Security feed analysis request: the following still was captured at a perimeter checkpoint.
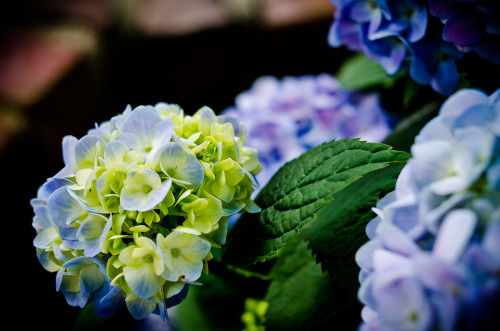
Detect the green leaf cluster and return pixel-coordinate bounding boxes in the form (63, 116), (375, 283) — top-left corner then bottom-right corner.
(222, 138), (409, 265)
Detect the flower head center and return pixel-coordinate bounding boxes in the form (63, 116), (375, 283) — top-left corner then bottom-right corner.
(145, 145), (152, 152)
(143, 185), (153, 194)
(408, 311), (418, 323)
(143, 254), (153, 263)
(166, 168), (176, 177)
(171, 247), (181, 258)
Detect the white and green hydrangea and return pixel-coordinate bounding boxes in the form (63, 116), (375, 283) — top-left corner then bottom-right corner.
(31, 103), (262, 320)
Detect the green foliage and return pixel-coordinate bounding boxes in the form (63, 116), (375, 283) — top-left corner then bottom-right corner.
(222, 139), (410, 265)
(263, 236), (362, 330)
(336, 53), (402, 90)
(303, 161), (406, 294)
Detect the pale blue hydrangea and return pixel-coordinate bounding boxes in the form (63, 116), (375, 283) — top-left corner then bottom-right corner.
(31, 103), (262, 320)
(356, 87), (500, 330)
(222, 74), (391, 190)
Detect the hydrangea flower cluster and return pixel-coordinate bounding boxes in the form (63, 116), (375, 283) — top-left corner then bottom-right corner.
(356, 87), (500, 330)
(31, 104), (262, 320)
(223, 74), (391, 189)
(430, 0), (500, 65)
(328, 0), (464, 95)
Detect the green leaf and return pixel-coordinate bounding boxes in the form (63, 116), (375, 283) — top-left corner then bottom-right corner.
(263, 236), (361, 330)
(303, 161), (406, 295)
(336, 53), (402, 90)
(222, 139), (410, 265)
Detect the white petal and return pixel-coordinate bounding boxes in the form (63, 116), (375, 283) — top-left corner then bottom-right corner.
(124, 264), (165, 299)
(151, 118), (174, 148)
(432, 209), (476, 262)
(75, 135), (102, 166)
(175, 155), (204, 187)
(138, 179), (172, 212)
(122, 106), (161, 145)
(181, 236), (211, 262)
(120, 189), (148, 211)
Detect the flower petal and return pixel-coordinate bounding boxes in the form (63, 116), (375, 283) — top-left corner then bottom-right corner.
(120, 190), (148, 211)
(122, 106), (161, 145)
(174, 155), (204, 187)
(181, 236), (211, 263)
(124, 263), (165, 299)
(432, 209), (476, 262)
(138, 179), (172, 212)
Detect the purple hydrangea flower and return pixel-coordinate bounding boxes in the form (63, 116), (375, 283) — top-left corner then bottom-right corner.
(408, 32), (464, 96)
(222, 74), (391, 190)
(329, 0), (428, 75)
(429, 0), (500, 65)
(356, 87), (500, 330)
(328, 0), (469, 95)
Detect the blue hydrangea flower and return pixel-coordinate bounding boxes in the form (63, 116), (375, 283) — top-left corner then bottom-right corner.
(223, 74), (391, 190)
(329, 0), (428, 75)
(328, 0), (467, 95)
(356, 87), (500, 330)
(429, 0), (500, 65)
(31, 103), (262, 320)
(408, 32), (464, 96)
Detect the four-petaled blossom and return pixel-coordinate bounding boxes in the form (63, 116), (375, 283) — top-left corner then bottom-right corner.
(120, 170), (172, 212)
(119, 236), (166, 299)
(157, 230), (211, 282)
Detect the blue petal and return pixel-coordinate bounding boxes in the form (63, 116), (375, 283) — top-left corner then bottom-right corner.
(151, 118), (175, 149)
(96, 285), (125, 317)
(175, 155), (204, 188)
(120, 190), (149, 211)
(439, 88), (489, 118)
(432, 209), (477, 262)
(138, 179), (172, 212)
(126, 294), (157, 320)
(33, 205), (53, 229)
(63, 256), (94, 271)
(122, 106), (161, 145)
(48, 187), (86, 228)
(75, 135), (103, 166)
(62, 135), (77, 169)
(430, 59), (459, 96)
(80, 264), (105, 296)
(34, 178), (74, 202)
(164, 284), (189, 309)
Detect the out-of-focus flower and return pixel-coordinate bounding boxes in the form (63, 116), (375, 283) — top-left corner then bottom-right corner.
(223, 74), (391, 190)
(356, 87), (500, 330)
(429, 0), (500, 65)
(327, 0), (470, 95)
(31, 103), (262, 320)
